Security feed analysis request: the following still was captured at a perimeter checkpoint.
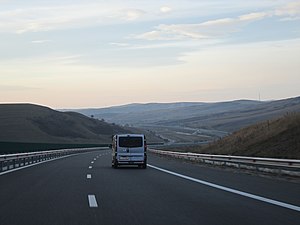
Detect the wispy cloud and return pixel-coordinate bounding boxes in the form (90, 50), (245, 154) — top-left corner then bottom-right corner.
(121, 39), (220, 50)
(135, 12), (270, 41)
(1, 1), (298, 35)
(0, 4), (146, 33)
(31, 40), (52, 44)
(274, 2), (300, 16)
(110, 42), (130, 47)
(135, 2), (300, 41)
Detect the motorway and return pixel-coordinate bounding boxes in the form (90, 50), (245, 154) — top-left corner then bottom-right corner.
(0, 149), (300, 225)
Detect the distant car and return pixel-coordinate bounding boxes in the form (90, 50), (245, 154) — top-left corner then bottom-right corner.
(111, 134), (147, 169)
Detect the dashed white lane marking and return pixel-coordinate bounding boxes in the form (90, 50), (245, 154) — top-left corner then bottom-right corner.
(91, 161), (94, 164)
(94, 158), (96, 160)
(88, 195), (98, 207)
(89, 166), (92, 169)
(87, 174), (92, 179)
(148, 164), (300, 212)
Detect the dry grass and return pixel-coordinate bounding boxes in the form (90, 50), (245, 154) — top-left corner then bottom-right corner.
(180, 112), (300, 159)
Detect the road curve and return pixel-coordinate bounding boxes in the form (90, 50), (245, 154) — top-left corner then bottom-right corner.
(0, 150), (299, 225)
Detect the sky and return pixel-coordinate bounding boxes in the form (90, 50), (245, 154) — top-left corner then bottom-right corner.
(0, 0), (300, 108)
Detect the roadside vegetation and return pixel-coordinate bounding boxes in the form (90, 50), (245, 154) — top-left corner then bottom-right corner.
(169, 112), (300, 159)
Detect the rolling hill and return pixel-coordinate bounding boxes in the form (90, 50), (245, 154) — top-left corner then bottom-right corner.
(176, 112), (300, 159)
(66, 96), (300, 144)
(0, 104), (162, 147)
(0, 104), (129, 144)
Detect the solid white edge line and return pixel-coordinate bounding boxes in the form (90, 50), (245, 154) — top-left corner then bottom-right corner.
(87, 174), (92, 179)
(148, 164), (300, 212)
(0, 154), (76, 176)
(0, 151), (98, 176)
(88, 195), (98, 207)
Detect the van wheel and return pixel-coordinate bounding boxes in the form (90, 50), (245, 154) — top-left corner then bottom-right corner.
(142, 161), (147, 169)
(113, 160), (118, 169)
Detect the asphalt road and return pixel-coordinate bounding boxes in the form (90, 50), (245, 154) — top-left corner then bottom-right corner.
(0, 150), (299, 225)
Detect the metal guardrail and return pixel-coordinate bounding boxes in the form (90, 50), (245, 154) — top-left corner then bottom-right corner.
(0, 147), (104, 173)
(149, 149), (300, 177)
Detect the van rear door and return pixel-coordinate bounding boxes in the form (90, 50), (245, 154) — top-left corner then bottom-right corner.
(118, 135), (144, 162)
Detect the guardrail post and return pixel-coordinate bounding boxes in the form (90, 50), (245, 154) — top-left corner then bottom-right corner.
(149, 149), (300, 177)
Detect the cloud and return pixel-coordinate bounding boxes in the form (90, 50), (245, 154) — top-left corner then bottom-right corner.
(274, 2), (300, 20)
(238, 12), (270, 21)
(135, 11), (273, 41)
(135, 2), (300, 41)
(110, 42), (130, 47)
(275, 2), (300, 16)
(125, 9), (145, 21)
(0, 4), (146, 33)
(136, 30), (184, 41)
(160, 6), (172, 14)
(31, 40), (52, 44)
(141, 18), (256, 40)
(279, 16), (300, 21)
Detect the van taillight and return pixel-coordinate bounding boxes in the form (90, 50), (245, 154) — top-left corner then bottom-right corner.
(144, 142), (147, 151)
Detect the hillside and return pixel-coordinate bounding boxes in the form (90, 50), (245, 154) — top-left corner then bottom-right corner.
(177, 112), (300, 159)
(0, 104), (163, 147)
(162, 97), (300, 132)
(66, 96), (300, 144)
(70, 100), (261, 127)
(0, 104), (131, 145)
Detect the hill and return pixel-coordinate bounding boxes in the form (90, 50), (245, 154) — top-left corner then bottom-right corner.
(70, 100), (261, 127)
(65, 96), (300, 144)
(176, 112), (300, 159)
(0, 104), (162, 149)
(0, 104), (130, 145)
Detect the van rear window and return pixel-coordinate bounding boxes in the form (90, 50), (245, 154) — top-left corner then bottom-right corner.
(119, 137), (143, 148)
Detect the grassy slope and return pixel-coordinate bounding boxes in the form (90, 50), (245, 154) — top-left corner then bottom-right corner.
(0, 103), (129, 144)
(176, 112), (300, 159)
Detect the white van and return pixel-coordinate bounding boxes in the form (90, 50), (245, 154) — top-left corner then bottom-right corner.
(111, 134), (147, 169)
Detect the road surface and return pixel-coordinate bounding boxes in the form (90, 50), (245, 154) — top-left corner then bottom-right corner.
(0, 150), (299, 225)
